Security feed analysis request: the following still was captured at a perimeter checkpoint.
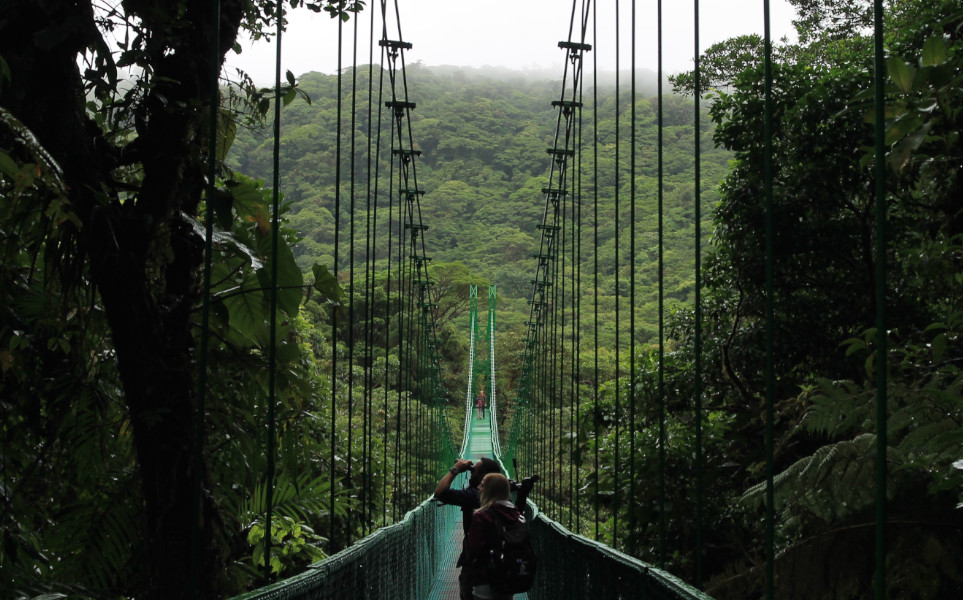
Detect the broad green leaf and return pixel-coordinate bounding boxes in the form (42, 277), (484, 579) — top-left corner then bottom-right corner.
(0, 150), (18, 177)
(890, 120), (931, 171)
(886, 57), (915, 93)
(282, 87), (297, 107)
(842, 336), (866, 357)
(14, 162), (37, 191)
(0, 55), (10, 85)
(885, 113), (922, 145)
(312, 264), (343, 304)
(209, 188), (235, 231)
(185, 213), (263, 270)
(921, 35), (947, 67)
(931, 332), (947, 362)
(215, 108), (237, 162)
(223, 279), (270, 347)
(276, 340), (301, 363)
(209, 295), (231, 332)
(256, 232), (304, 317)
(227, 177), (270, 232)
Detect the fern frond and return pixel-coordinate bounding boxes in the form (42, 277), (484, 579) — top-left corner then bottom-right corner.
(743, 434), (894, 523)
(801, 378), (868, 437)
(899, 418), (959, 456)
(240, 471), (350, 528)
(886, 402), (919, 439)
(47, 465), (143, 592)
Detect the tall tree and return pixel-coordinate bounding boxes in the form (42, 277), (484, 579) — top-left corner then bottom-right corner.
(0, 2), (357, 598)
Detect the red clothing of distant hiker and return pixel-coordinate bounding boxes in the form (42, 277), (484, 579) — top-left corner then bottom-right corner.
(475, 389), (487, 419)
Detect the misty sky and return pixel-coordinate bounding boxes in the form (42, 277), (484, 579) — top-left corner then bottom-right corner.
(226, 0), (799, 85)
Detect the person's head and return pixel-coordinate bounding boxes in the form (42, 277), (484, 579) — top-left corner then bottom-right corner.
(469, 456), (502, 488)
(479, 389), (485, 396)
(478, 473), (511, 511)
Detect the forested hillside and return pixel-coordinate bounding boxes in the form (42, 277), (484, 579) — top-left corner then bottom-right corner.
(228, 64), (729, 392)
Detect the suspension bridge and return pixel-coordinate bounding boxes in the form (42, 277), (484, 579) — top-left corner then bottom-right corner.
(203, 0), (893, 596)
(232, 284), (709, 599)
(222, 0), (898, 597)
(2, 0), (928, 597)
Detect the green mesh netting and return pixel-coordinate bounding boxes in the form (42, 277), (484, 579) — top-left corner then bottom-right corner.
(231, 497), (459, 600)
(527, 511), (713, 600)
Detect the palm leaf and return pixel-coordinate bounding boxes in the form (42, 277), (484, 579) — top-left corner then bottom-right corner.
(239, 471), (352, 529)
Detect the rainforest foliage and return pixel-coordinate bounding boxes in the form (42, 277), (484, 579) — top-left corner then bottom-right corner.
(227, 63), (727, 393)
(1, 0), (962, 599)
(568, 2), (963, 598)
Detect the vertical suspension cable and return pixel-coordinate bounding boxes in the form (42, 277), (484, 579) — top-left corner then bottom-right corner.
(560, 130), (567, 522)
(563, 54), (574, 513)
(345, 8), (359, 546)
(330, 9), (343, 543)
(555, 153), (563, 517)
(656, 0), (667, 569)
(390, 53), (403, 523)
(693, 0), (704, 587)
(262, 1), (284, 582)
(468, 285), (477, 457)
(394, 201), (406, 519)
(592, 0), (601, 542)
(613, 0), (622, 547)
(190, 0), (219, 595)
(763, 1), (775, 598)
(564, 131), (572, 523)
(872, 1), (888, 597)
(379, 1), (392, 525)
(543, 307), (548, 489)
(489, 285), (498, 456)
(572, 1), (588, 535)
(402, 105), (414, 514)
(362, 1), (379, 537)
(628, 0), (638, 558)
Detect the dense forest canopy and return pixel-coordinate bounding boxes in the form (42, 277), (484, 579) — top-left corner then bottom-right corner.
(1, 0), (962, 599)
(228, 64), (725, 359)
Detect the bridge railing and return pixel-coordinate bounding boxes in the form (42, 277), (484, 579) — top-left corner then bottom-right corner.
(231, 492), (463, 600)
(229, 493), (711, 600)
(494, 454), (710, 599)
(526, 503), (713, 600)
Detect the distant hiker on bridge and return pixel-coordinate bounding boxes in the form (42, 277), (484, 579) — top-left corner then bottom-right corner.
(475, 389), (487, 420)
(435, 457), (503, 600)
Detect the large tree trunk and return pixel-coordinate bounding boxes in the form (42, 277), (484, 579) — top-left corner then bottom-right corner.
(1, 1), (242, 597)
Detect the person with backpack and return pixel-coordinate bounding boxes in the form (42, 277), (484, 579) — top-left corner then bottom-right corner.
(466, 473), (538, 599)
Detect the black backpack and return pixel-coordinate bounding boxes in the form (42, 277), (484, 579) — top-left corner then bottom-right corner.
(484, 509), (538, 594)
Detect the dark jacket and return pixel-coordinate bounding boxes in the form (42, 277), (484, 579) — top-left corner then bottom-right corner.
(435, 485), (480, 566)
(466, 501), (523, 583)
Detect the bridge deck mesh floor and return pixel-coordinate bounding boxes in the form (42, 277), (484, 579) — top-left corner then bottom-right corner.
(426, 523), (464, 600)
